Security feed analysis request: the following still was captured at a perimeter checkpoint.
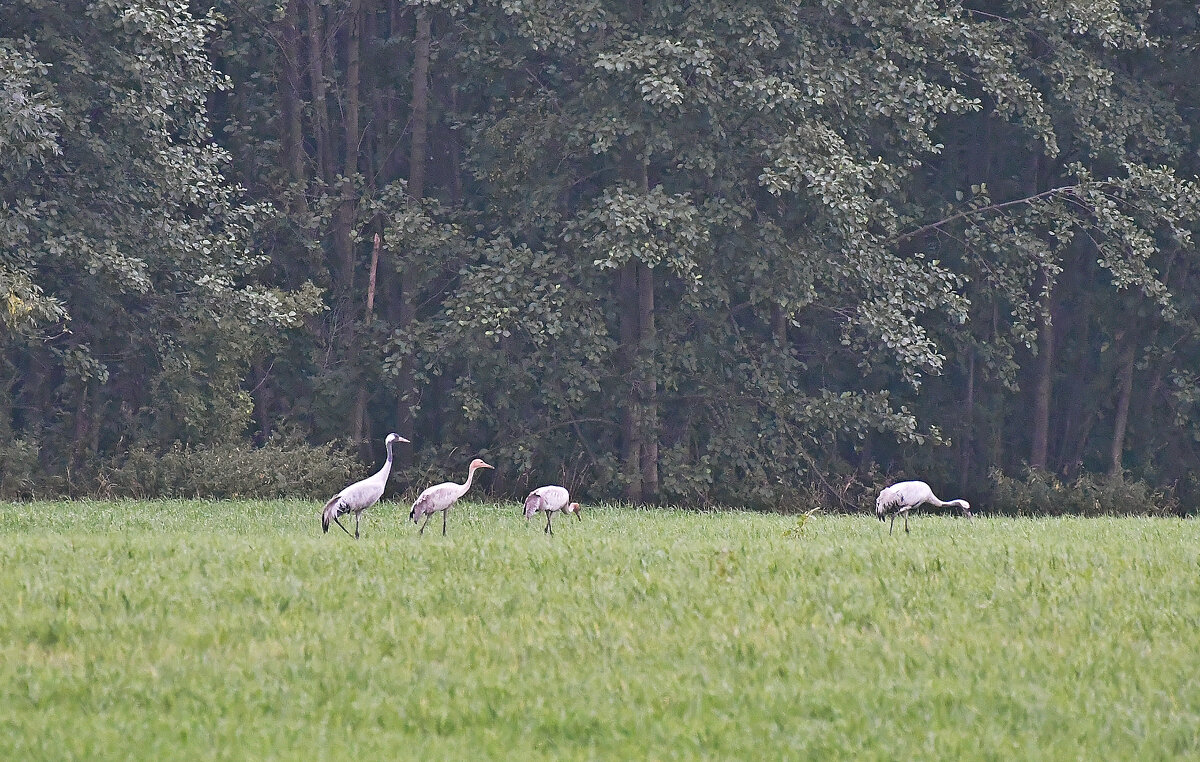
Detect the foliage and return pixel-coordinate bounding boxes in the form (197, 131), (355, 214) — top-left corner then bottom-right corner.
(0, 0), (322, 463)
(1, 503), (1198, 758)
(93, 437), (358, 500)
(3, 0), (1200, 508)
(988, 467), (1183, 517)
(0, 438), (39, 499)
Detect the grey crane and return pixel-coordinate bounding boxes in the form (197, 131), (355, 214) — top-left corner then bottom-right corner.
(523, 485), (581, 535)
(875, 479), (972, 535)
(410, 457), (494, 535)
(321, 432), (409, 539)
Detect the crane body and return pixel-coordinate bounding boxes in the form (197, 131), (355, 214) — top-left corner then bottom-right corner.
(410, 458), (494, 536)
(322, 433), (409, 539)
(523, 485), (581, 535)
(876, 480), (971, 535)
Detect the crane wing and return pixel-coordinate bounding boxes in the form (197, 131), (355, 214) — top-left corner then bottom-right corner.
(339, 478), (386, 512)
(523, 492), (543, 518)
(410, 486), (443, 518)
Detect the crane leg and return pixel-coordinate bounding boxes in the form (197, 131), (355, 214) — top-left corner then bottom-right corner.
(889, 513), (896, 536)
(333, 516), (354, 538)
(419, 513), (432, 535)
(442, 509), (448, 536)
(354, 513), (361, 540)
(904, 512), (910, 534)
(545, 513), (553, 535)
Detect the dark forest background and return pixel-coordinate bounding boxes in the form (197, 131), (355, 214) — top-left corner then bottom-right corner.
(4, 0), (1200, 512)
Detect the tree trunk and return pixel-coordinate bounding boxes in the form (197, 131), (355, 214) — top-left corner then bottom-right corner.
(303, 0), (333, 186)
(331, 0), (361, 300)
(353, 232), (381, 445)
(1109, 336), (1136, 478)
(448, 86), (463, 204)
(1027, 151), (1052, 471)
(771, 304), (787, 344)
(409, 8), (431, 200)
(278, 0), (307, 204)
(959, 349), (974, 493)
(620, 260), (643, 503)
(1030, 298), (1053, 471)
(389, 6), (431, 462)
(634, 158), (658, 501)
(637, 258), (658, 501)
(70, 383), (90, 473)
(0, 372), (13, 442)
(251, 360), (274, 446)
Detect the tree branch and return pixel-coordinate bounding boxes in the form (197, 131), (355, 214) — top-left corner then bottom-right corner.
(889, 185), (1081, 246)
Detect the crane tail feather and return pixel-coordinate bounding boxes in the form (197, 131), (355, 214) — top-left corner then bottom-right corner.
(321, 496), (342, 534)
(523, 494), (542, 518)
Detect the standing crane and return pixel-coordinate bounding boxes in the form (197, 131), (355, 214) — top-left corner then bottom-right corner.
(410, 458), (494, 535)
(523, 485), (582, 535)
(322, 432), (409, 539)
(876, 480), (971, 535)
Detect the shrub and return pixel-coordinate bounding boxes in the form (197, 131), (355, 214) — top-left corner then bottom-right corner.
(95, 436), (358, 499)
(0, 438), (40, 499)
(987, 468), (1181, 517)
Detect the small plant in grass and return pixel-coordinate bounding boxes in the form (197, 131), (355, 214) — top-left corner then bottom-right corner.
(783, 507), (822, 538)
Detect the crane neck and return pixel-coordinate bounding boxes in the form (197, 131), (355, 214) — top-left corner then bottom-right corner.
(375, 440), (395, 481)
(460, 463), (483, 492)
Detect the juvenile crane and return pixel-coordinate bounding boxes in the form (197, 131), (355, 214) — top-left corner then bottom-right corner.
(410, 458), (494, 536)
(876, 480), (971, 535)
(523, 485), (582, 535)
(322, 432), (409, 539)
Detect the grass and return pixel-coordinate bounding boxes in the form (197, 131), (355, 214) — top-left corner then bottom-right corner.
(1, 500), (1198, 760)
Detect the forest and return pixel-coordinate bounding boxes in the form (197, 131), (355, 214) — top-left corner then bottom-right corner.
(3, 0), (1200, 511)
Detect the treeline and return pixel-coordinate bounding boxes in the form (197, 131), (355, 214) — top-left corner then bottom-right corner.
(3, 0), (1200, 511)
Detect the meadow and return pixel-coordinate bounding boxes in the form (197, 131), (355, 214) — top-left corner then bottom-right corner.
(1, 500), (1197, 760)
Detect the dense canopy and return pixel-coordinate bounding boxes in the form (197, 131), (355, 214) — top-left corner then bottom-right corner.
(3, 0), (1200, 510)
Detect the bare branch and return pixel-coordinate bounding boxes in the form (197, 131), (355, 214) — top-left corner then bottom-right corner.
(889, 185), (1082, 246)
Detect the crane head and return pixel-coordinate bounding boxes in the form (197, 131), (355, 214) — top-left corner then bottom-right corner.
(469, 458), (494, 471)
(567, 502), (582, 521)
(386, 433), (410, 445)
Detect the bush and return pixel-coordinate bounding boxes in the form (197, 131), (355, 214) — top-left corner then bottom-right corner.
(95, 436), (358, 499)
(0, 438), (40, 499)
(987, 468), (1181, 517)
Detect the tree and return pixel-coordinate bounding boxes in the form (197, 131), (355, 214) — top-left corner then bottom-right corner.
(1, 0), (319, 480)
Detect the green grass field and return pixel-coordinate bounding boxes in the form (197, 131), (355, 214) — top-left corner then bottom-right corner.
(1, 500), (1198, 760)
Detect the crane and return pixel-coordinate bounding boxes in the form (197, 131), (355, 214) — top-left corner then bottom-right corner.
(410, 458), (494, 536)
(523, 485), (581, 535)
(876, 480), (971, 535)
(321, 432), (409, 539)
